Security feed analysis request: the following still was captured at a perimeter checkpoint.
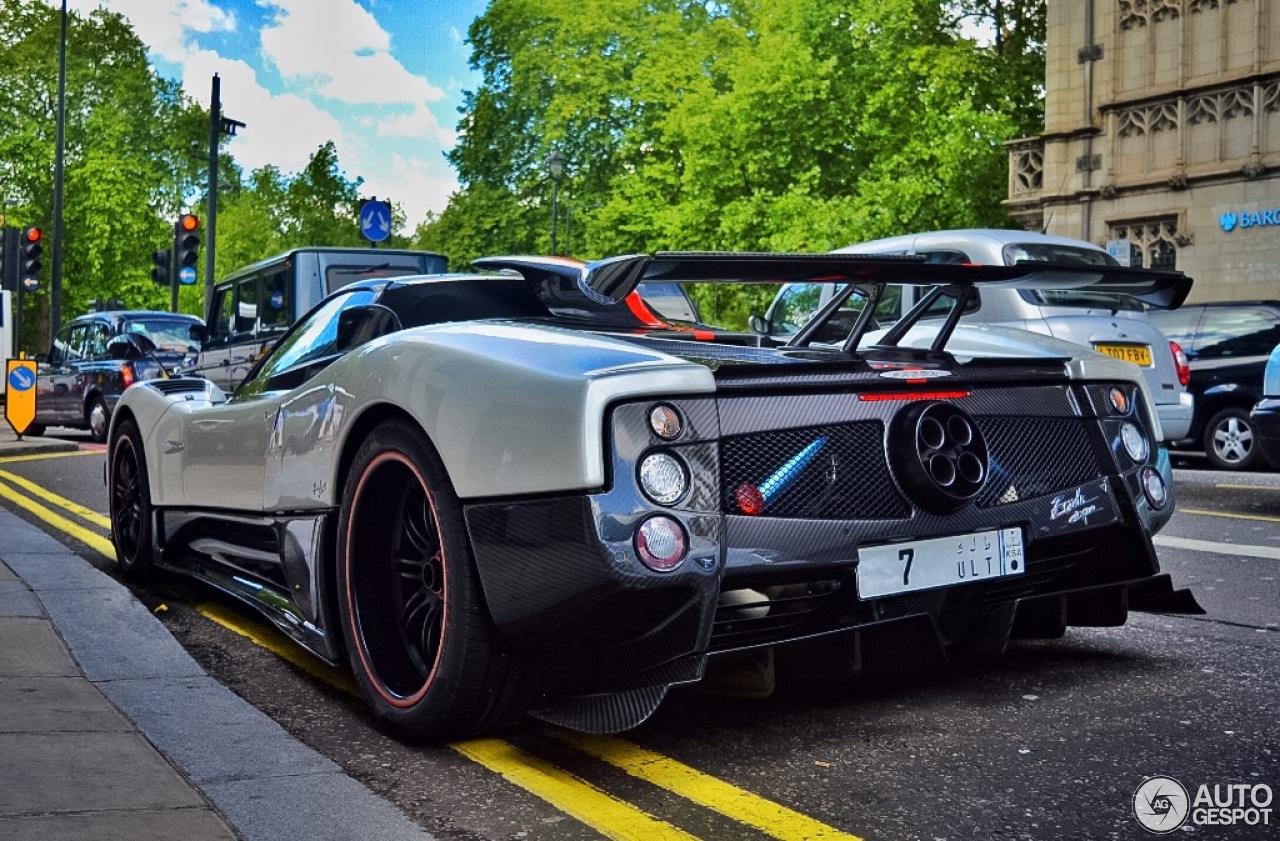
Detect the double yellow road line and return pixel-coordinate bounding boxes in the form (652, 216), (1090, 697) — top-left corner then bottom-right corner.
(0, 451), (864, 841)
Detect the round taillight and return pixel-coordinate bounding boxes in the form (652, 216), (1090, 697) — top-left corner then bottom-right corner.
(1121, 421), (1149, 462)
(649, 403), (682, 439)
(638, 452), (688, 505)
(1108, 387), (1130, 414)
(635, 516), (687, 572)
(1141, 466), (1168, 510)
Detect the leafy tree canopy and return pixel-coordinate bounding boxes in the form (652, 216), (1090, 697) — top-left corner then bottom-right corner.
(416, 0), (1045, 284)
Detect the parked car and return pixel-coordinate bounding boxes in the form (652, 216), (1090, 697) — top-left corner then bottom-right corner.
(1147, 301), (1280, 469)
(185, 247), (447, 392)
(27, 310), (203, 442)
(755, 230), (1194, 442)
(1250, 343), (1280, 470)
(107, 252), (1199, 741)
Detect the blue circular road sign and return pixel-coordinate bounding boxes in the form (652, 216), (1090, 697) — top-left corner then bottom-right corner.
(359, 200), (392, 243)
(8, 367), (35, 392)
(178, 266), (197, 285)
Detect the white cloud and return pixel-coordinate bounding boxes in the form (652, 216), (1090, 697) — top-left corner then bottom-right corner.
(181, 49), (347, 176)
(258, 0), (444, 105)
(359, 153), (458, 226)
(68, 0), (236, 63)
(376, 105), (455, 146)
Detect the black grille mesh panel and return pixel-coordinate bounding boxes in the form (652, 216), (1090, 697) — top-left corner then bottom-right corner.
(974, 416), (1099, 507)
(720, 423), (910, 519)
(720, 414), (1102, 519)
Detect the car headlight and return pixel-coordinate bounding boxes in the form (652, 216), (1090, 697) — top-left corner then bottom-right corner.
(1121, 421), (1149, 462)
(638, 451), (688, 505)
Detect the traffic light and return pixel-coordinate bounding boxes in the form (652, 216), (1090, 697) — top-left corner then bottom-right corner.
(151, 248), (172, 287)
(19, 226), (42, 291)
(174, 214), (199, 285)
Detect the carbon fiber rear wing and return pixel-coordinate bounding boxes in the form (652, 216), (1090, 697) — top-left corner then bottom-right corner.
(476, 252), (1192, 310)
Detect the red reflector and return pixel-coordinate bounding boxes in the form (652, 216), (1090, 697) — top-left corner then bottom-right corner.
(858, 390), (971, 402)
(693, 330), (715, 341)
(735, 484), (765, 516)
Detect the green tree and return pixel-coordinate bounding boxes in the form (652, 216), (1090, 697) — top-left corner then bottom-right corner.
(421, 0), (1046, 287)
(0, 0), (209, 350)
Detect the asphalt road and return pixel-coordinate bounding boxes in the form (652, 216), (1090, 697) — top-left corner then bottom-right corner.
(2, 433), (1277, 840)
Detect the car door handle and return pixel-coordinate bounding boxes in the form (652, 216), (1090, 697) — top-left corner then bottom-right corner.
(221, 359), (230, 366)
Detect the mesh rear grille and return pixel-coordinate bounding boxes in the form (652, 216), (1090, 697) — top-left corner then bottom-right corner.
(720, 422), (910, 519)
(147, 378), (208, 395)
(974, 416), (1098, 507)
(720, 415), (1101, 518)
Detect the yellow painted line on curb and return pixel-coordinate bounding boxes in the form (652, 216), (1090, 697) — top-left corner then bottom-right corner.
(195, 601), (360, 696)
(559, 732), (864, 841)
(0, 468), (112, 529)
(0, 449), (102, 465)
(0, 477), (117, 558)
(454, 738), (700, 841)
(1179, 507), (1280, 524)
(1213, 483), (1280, 492)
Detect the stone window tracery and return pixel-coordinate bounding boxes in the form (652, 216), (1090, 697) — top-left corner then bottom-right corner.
(1119, 0), (1184, 30)
(1109, 218), (1182, 269)
(1117, 102), (1181, 136)
(1009, 143), (1043, 195)
(1188, 89), (1255, 124)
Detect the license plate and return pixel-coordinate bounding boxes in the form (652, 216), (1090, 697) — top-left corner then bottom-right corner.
(1094, 343), (1152, 366)
(856, 527), (1025, 599)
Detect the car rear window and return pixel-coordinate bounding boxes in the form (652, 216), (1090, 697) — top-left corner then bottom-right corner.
(124, 319), (200, 352)
(1001, 242), (1142, 312)
(327, 264), (426, 290)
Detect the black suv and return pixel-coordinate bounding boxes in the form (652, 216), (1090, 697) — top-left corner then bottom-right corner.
(29, 311), (204, 442)
(1148, 301), (1280, 469)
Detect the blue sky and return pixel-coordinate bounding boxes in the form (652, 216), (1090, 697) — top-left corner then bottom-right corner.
(67, 0), (491, 229)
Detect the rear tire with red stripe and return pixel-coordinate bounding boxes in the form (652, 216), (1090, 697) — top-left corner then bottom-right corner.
(336, 418), (531, 741)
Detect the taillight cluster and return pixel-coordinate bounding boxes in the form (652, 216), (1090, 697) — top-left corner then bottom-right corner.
(1170, 341), (1191, 387)
(121, 363), (135, 389)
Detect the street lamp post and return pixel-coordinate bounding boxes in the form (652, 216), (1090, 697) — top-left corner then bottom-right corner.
(544, 150), (566, 255)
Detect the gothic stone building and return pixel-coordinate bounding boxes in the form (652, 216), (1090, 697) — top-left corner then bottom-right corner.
(1005, 0), (1280, 302)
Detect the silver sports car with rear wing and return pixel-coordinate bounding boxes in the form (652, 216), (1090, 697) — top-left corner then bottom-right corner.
(106, 252), (1202, 740)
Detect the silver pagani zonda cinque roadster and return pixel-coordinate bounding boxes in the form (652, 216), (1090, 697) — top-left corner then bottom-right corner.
(106, 252), (1203, 740)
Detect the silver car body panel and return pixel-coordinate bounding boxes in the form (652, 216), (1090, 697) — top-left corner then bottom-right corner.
(114, 321), (716, 509)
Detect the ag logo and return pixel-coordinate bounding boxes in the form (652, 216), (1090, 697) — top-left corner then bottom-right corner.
(1220, 212), (1238, 232)
(1133, 775), (1190, 833)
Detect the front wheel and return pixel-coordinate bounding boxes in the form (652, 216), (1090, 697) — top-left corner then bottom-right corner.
(336, 419), (529, 741)
(1204, 407), (1263, 470)
(109, 419), (154, 577)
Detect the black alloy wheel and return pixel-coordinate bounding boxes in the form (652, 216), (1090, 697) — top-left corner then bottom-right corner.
(109, 419), (154, 576)
(1204, 406), (1263, 471)
(337, 419), (531, 741)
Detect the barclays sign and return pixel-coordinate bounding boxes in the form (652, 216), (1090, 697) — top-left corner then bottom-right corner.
(1220, 209), (1280, 232)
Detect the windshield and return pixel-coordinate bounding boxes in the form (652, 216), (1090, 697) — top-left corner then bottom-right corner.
(124, 319), (199, 352)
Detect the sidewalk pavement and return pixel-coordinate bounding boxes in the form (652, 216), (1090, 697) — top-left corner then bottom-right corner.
(0, 423), (80, 457)
(0, 506), (435, 841)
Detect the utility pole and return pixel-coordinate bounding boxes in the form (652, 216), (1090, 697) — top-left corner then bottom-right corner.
(205, 74), (219, 319)
(205, 74), (245, 319)
(51, 0), (68, 334)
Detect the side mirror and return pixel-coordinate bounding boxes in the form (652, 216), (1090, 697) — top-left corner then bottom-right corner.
(748, 314), (769, 336)
(336, 304), (402, 352)
(188, 324), (207, 344)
